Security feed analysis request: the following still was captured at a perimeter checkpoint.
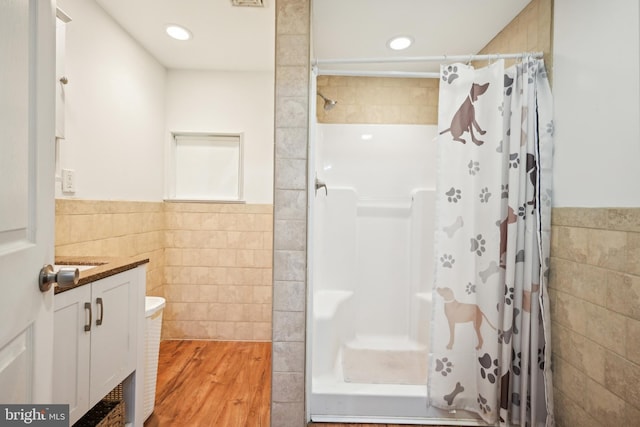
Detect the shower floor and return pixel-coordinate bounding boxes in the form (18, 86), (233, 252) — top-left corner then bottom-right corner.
(342, 335), (428, 385)
(311, 336), (484, 425)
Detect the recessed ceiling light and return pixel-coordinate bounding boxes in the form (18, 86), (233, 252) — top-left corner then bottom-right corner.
(387, 36), (413, 51)
(165, 24), (192, 41)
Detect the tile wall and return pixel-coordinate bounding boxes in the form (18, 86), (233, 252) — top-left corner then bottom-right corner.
(163, 202), (273, 340)
(476, 0), (553, 79)
(55, 199), (164, 296)
(54, 199), (273, 341)
(271, 0), (310, 425)
(316, 76), (439, 125)
(550, 208), (640, 426)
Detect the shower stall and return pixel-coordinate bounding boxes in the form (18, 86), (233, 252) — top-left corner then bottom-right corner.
(307, 116), (483, 424)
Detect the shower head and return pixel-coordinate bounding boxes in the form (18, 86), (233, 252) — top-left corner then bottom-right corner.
(317, 92), (337, 111)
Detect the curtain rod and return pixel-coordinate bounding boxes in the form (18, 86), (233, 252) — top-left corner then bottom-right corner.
(316, 68), (440, 79)
(314, 51), (543, 66)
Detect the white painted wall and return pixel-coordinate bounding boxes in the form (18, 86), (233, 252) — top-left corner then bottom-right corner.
(164, 70), (275, 204)
(56, 0), (167, 201)
(553, 0), (640, 207)
(55, 1), (275, 204)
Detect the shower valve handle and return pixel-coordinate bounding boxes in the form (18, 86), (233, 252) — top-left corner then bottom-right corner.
(315, 177), (328, 196)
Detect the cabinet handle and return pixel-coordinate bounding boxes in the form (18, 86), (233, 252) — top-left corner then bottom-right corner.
(84, 302), (92, 332)
(96, 297), (104, 326)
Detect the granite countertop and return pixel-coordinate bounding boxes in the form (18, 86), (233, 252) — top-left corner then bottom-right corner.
(54, 255), (149, 294)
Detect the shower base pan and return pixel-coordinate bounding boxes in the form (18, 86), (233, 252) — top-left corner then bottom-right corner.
(311, 376), (485, 425)
(341, 336), (428, 385)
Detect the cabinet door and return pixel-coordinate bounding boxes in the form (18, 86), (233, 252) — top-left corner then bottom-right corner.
(53, 285), (91, 425)
(89, 269), (137, 406)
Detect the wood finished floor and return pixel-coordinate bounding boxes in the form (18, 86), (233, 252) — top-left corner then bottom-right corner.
(145, 340), (469, 427)
(144, 340), (271, 427)
(309, 425), (468, 427)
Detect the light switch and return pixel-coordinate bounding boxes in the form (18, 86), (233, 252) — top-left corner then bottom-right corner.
(62, 169), (76, 193)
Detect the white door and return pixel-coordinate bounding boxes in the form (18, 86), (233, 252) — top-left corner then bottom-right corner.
(0, 0), (56, 404)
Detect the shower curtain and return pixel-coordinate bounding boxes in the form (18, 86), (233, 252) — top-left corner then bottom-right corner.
(429, 58), (554, 426)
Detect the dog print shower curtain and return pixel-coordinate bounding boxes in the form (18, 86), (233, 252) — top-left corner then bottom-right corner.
(429, 58), (554, 427)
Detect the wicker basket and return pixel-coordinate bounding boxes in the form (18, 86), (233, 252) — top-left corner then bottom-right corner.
(74, 384), (124, 427)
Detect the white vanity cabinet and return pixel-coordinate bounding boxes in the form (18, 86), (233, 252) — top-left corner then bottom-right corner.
(52, 284), (90, 423)
(53, 265), (145, 426)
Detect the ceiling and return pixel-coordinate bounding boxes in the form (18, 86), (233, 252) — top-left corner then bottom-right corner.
(312, 0), (532, 73)
(95, 0), (275, 71)
(94, 0), (531, 73)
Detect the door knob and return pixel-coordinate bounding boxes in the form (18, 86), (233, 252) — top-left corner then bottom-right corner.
(39, 264), (79, 292)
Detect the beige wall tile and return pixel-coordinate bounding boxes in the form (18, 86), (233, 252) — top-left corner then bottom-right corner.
(554, 389), (600, 427)
(198, 284), (219, 302)
(273, 250), (306, 281)
(584, 302), (626, 356)
(234, 322), (254, 340)
(607, 272), (640, 320)
(628, 232), (640, 276)
(275, 158), (307, 190)
(551, 257), (608, 305)
(253, 286), (272, 304)
(554, 357), (586, 403)
(608, 209), (640, 232)
(227, 231), (264, 249)
(272, 311), (305, 342)
(275, 127), (307, 160)
(553, 290), (587, 335)
(627, 318), (640, 365)
(550, 321), (572, 360)
(253, 322), (272, 341)
(253, 250), (273, 268)
(625, 401), (640, 427)
(605, 350), (640, 404)
(276, 97), (308, 128)
(553, 226), (590, 263)
(550, 208), (640, 426)
(216, 322), (236, 340)
(552, 207), (607, 228)
(56, 199), (274, 342)
(273, 281), (305, 312)
(603, 351), (629, 398)
(275, 35), (308, 67)
(317, 76), (439, 125)
(274, 189), (306, 220)
(587, 229), (627, 272)
(203, 303), (225, 321)
(574, 264), (608, 305)
(548, 257), (574, 290)
(580, 338), (607, 385)
(274, 220), (306, 251)
(271, 372), (304, 402)
(277, 66), (308, 98)
(273, 341), (305, 372)
(271, 402), (304, 427)
(585, 378), (627, 426)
